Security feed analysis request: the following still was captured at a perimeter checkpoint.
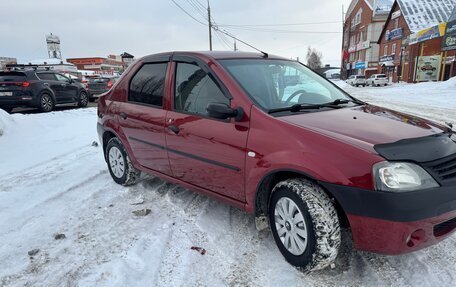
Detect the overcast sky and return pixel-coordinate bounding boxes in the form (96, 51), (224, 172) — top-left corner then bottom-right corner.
(1, 0), (352, 67)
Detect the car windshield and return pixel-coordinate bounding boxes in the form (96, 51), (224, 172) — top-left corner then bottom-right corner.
(220, 59), (353, 111)
(377, 75), (386, 78)
(357, 76), (365, 79)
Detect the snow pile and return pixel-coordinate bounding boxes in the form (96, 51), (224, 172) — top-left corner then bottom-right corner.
(0, 109), (15, 137)
(335, 77), (456, 125)
(0, 108), (97, 178)
(438, 76), (456, 89)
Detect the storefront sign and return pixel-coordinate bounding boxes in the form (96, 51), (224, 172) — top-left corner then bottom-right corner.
(416, 55), (441, 82)
(379, 55), (395, 63)
(391, 10), (401, 20)
(388, 28), (403, 41)
(410, 23), (447, 45)
(356, 40), (370, 51)
(348, 46), (357, 53)
(442, 20), (456, 51)
(355, 62), (366, 69)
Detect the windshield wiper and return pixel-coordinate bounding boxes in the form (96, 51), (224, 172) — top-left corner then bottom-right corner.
(268, 99), (355, 114)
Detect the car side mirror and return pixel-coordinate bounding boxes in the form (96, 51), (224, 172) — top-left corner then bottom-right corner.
(206, 103), (244, 121)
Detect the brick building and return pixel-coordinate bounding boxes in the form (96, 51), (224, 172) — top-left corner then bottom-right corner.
(342, 0), (393, 79)
(66, 55), (126, 75)
(377, 0), (456, 83)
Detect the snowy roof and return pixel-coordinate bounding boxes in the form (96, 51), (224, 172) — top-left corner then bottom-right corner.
(28, 58), (74, 66)
(375, 0), (394, 14)
(449, 5), (456, 21)
(397, 0), (456, 33)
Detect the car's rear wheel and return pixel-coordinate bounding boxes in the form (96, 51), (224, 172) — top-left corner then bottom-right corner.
(78, 92), (89, 107)
(39, 93), (54, 112)
(269, 178), (340, 271)
(106, 137), (140, 186)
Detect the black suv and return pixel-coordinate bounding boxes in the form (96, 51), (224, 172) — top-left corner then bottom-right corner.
(0, 69), (89, 113)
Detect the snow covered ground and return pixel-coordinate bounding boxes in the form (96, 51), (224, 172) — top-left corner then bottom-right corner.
(0, 79), (455, 287)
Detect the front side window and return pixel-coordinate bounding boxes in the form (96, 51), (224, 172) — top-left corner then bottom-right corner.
(129, 63), (167, 107)
(37, 73), (57, 81)
(220, 59), (353, 111)
(174, 62), (228, 116)
(55, 74), (69, 82)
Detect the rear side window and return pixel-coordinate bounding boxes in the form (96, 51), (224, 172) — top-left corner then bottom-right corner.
(174, 62), (228, 116)
(37, 73), (57, 81)
(129, 63), (167, 107)
(0, 72), (26, 82)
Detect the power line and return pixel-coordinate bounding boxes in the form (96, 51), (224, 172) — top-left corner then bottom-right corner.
(170, 0), (207, 26)
(217, 20), (342, 27)
(186, 0), (207, 20)
(218, 26), (341, 34)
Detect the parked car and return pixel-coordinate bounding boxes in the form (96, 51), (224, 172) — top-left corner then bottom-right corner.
(87, 75), (119, 102)
(97, 51), (456, 271)
(367, 74), (389, 86)
(0, 69), (88, 113)
(346, 75), (366, 87)
(421, 62), (437, 72)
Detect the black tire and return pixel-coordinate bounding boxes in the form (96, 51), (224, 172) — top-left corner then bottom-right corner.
(106, 137), (140, 186)
(39, 93), (54, 112)
(269, 178), (340, 271)
(78, 91), (89, 107)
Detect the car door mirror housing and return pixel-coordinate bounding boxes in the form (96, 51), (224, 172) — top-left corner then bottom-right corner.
(206, 103), (244, 121)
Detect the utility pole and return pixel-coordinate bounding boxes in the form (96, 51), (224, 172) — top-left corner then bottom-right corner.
(234, 40), (237, 51)
(207, 0), (212, 51)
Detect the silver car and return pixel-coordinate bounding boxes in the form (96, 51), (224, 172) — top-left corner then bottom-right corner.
(346, 75), (366, 87)
(367, 74), (389, 87)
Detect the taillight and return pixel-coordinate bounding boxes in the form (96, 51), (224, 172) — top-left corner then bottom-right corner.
(106, 81), (113, 89)
(22, 82), (30, 87)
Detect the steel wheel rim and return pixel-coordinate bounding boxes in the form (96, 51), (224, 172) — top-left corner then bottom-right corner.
(42, 95), (52, 111)
(274, 197), (308, 256)
(108, 146), (125, 178)
(80, 93), (88, 105)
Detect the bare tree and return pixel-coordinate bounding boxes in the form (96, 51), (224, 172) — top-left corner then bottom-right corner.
(306, 47), (323, 70)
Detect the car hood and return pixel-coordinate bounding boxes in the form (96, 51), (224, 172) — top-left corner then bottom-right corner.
(280, 105), (448, 151)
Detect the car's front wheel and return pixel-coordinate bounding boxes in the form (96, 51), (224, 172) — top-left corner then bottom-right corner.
(269, 178), (341, 271)
(39, 93), (54, 112)
(106, 137), (140, 186)
(78, 91), (89, 107)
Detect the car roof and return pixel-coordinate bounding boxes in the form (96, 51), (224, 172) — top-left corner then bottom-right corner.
(141, 51), (290, 62)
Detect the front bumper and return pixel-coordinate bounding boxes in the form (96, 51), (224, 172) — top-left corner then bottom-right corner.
(322, 182), (456, 254)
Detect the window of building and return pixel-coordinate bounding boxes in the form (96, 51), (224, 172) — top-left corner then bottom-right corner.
(352, 9), (363, 27)
(392, 43), (396, 55)
(394, 18), (399, 29)
(360, 31), (365, 42)
(129, 63), (167, 107)
(384, 45), (388, 56)
(174, 62), (229, 116)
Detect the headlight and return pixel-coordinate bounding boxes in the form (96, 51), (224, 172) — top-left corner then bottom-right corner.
(373, 162), (439, 192)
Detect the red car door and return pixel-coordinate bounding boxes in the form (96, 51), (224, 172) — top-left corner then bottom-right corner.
(117, 60), (172, 176)
(165, 58), (248, 201)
